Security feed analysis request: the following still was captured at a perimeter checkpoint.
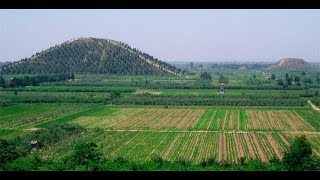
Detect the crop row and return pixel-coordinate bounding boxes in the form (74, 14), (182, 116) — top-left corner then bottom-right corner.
(246, 110), (314, 132)
(72, 107), (319, 132)
(74, 108), (204, 130)
(0, 103), (92, 129)
(91, 132), (299, 164)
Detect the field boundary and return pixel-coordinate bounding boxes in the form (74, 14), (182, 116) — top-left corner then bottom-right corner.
(103, 129), (320, 135)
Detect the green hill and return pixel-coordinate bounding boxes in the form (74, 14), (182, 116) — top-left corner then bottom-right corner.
(0, 37), (182, 76)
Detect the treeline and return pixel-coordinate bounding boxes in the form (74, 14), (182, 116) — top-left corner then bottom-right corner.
(115, 94), (306, 106)
(61, 80), (319, 90)
(0, 90), (307, 106)
(273, 72), (319, 88)
(0, 74), (74, 88)
(0, 91), (111, 104)
(209, 63), (270, 70)
(3, 86), (135, 93)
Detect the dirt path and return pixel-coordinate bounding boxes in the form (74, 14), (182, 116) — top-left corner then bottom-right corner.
(219, 133), (225, 162)
(308, 100), (320, 112)
(266, 133), (283, 160)
(234, 133), (244, 159)
(252, 134), (268, 162)
(243, 133), (256, 159)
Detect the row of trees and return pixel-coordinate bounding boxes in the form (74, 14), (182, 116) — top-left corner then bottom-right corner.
(115, 94), (306, 106)
(188, 62), (269, 70)
(273, 72), (316, 88)
(2, 89), (310, 106)
(0, 74), (74, 88)
(62, 79), (317, 90)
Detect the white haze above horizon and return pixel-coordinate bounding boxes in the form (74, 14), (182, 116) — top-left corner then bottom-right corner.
(0, 9), (319, 63)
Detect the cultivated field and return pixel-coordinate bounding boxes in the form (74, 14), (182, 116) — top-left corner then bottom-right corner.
(1, 104), (319, 165)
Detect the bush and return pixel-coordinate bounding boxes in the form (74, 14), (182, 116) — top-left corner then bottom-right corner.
(282, 135), (312, 170)
(65, 142), (104, 170)
(0, 139), (20, 166)
(200, 158), (217, 167)
(4, 154), (43, 171)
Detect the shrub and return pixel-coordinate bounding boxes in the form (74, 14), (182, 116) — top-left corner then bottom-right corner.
(282, 135), (312, 170)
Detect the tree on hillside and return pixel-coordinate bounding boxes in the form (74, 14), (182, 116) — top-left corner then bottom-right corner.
(271, 74), (276, 80)
(200, 72), (212, 81)
(282, 135), (312, 170)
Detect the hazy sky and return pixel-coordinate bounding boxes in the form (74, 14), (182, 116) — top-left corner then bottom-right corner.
(1, 9), (319, 62)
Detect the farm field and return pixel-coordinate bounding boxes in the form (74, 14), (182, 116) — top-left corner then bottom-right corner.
(1, 103), (319, 165)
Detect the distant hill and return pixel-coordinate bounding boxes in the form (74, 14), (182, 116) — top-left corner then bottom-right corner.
(0, 37), (182, 76)
(267, 58), (311, 71)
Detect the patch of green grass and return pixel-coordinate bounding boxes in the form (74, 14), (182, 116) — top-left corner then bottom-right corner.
(0, 129), (17, 137)
(239, 110), (248, 130)
(36, 106), (115, 128)
(193, 109), (215, 130)
(295, 110), (320, 131)
(210, 109), (225, 130)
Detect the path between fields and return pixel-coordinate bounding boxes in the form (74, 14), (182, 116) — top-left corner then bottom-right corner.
(308, 100), (320, 112)
(104, 129), (320, 135)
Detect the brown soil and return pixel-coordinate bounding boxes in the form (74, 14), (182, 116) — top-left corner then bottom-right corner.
(234, 133), (244, 159)
(266, 133), (283, 160)
(134, 89), (162, 95)
(252, 134), (268, 162)
(243, 133), (256, 159)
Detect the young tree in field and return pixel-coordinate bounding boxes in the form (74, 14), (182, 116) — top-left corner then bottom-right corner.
(282, 135), (312, 170)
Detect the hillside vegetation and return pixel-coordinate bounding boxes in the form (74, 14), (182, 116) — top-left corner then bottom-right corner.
(267, 58), (311, 71)
(0, 37), (182, 76)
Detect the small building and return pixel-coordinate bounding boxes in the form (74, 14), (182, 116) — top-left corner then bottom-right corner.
(220, 82), (225, 93)
(31, 141), (39, 150)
